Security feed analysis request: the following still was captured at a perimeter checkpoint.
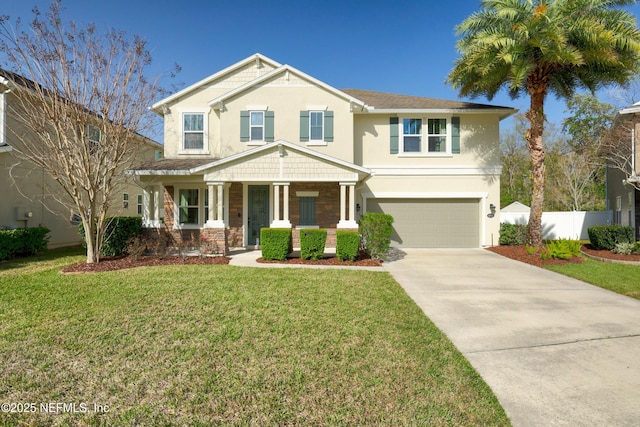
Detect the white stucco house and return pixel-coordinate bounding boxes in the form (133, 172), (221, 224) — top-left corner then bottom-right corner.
(131, 53), (516, 253)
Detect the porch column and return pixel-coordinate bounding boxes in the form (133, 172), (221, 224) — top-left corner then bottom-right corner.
(153, 186), (162, 226)
(271, 182), (291, 228)
(205, 182), (225, 228)
(142, 187), (151, 227)
(338, 181), (358, 229)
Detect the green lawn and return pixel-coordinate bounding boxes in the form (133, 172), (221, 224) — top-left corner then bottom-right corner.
(548, 257), (640, 299)
(0, 248), (509, 426)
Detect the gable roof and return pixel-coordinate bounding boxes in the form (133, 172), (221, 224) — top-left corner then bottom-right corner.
(208, 64), (366, 110)
(151, 53), (282, 113)
(342, 89), (516, 119)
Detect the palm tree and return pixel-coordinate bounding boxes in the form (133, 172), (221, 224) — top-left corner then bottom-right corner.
(447, 0), (640, 246)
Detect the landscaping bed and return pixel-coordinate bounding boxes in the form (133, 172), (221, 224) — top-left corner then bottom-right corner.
(61, 254), (230, 273)
(488, 244), (640, 268)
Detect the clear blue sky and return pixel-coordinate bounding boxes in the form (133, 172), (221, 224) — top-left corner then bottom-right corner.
(4, 0), (640, 140)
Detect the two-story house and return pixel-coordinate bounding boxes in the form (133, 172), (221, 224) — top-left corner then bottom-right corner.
(132, 53), (516, 253)
(0, 71), (162, 248)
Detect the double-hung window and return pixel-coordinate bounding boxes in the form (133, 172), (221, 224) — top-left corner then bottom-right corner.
(178, 189), (199, 225)
(87, 124), (101, 153)
(309, 111), (323, 141)
(250, 111), (264, 142)
(400, 117), (450, 155)
(403, 119), (422, 152)
(183, 113), (205, 151)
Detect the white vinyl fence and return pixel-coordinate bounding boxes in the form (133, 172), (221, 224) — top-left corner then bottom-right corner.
(500, 211), (613, 240)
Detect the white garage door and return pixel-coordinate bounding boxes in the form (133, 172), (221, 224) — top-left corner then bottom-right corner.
(367, 198), (480, 248)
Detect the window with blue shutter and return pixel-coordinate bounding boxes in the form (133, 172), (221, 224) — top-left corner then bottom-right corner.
(451, 116), (460, 154)
(390, 117), (399, 154)
(240, 111), (250, 142)
(300, 111), (309, 142)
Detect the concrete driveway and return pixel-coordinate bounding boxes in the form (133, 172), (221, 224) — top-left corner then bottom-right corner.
(383, 249), (640, 427)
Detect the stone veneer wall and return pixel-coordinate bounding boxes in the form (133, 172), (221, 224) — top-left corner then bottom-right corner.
(227, 183), (244, 248)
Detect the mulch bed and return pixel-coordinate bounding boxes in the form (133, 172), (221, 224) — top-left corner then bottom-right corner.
(61, 255), (230, 274)
(257, 252), (381, 267)
(487, 244), (640, 268)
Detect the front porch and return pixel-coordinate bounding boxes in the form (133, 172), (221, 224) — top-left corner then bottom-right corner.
(132, 141), (370, 255)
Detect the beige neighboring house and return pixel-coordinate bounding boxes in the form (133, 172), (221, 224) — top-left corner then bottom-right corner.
(0, 73), (162, 248)
(131, 53), (516, 253)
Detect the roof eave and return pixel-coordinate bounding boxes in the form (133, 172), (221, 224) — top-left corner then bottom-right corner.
(362, 107), (518, 120)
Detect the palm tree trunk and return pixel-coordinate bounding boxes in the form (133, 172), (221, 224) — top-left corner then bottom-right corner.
(526, 81), (547, 247)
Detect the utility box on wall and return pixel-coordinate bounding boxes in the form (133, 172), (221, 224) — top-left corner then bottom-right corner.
(14, 206), (33, 221)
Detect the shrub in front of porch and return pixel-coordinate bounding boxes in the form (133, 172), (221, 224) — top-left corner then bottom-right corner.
(79, 216), (143, 257)
(359, 212), (394, 260)
(336, 230), (360, 261)
(260, 228), (292, 261)
(300, 228), (327, 261)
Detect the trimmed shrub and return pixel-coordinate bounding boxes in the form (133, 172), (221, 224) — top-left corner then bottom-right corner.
(300, 228), (327, 260)
(0, 227), (50, 260)
(499, 223), (527, 246)
(79, 216), (143, 256)
(588, 225), (634, 250)
(260, 228), (292, 261)
(336, 230), (360, 261)
(613, 242), (638, 255)
(359, 212), (394, 260)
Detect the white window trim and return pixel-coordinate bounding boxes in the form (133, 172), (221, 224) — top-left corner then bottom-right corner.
(174, 186), (207, 230)
(307, 110), (326, 146)
(0, 92), (7, 146)
(248, 110), (265, 146)
(399, 116), (453, 157)
(180, 111), (209, 155)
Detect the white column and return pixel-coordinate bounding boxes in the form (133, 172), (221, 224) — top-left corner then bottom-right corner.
(142, 187), (151, 227)
(271, 182), (291, 228)
(283, 184), (290, 222)
(338, 182), (358, 229)
(205, 182), (225, 228)
(273, 184), (280, 222)
(153, 186), (161, 226)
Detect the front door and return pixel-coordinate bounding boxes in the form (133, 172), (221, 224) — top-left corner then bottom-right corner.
(248, 185), (269, 245)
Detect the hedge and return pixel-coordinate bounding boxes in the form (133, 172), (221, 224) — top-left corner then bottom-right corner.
(260, 228), (292, 261)
(79, 216), (143, 256)
(300, 228), (327, 260)
(588, 225), (634, 250)
(0, 227), (50, 260)
(359, 212), (394, 260)
(336, 230), (360, 261)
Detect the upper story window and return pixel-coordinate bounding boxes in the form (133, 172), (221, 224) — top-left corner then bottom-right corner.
(400, 117), (450, 155)
(300, 110), (334, 145)
(250, 111), (264, 141)
(87, 124), (101, 154)
(310, 111), (324, 141)
(182, 113), (206, 152)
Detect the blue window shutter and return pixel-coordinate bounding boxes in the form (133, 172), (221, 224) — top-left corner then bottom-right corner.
(265, 111), (275, 142)
(300, 111), (309, 142)
(240, 111), (250, 142)
(324, 111), (334, 142)
(390, 117), (399, 154)
(451, 116), (460, 154)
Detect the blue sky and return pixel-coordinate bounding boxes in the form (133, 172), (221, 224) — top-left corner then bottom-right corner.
(4, 0), (640, 139)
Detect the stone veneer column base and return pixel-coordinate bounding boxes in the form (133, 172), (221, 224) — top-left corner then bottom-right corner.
(201, 227), (228, 255)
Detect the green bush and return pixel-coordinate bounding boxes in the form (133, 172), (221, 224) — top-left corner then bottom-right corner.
(359, 212), (394, 260)
(336, 230), (360, 261)
(499, 223), (527, 246)
(588, 225), (634, 250)
(260, 228), (292, 261)
(541, 239), (581, 260)
(0, 227), (50, 260)
(300, 228), (327, 260)
(613, 242), (637, 255)
(79, 216), (143, 256)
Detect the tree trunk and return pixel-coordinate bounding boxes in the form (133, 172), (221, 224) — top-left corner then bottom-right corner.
(525, 78), (548, 247)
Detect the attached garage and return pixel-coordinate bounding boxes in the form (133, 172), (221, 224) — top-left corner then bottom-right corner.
(366, 198), (480, 248)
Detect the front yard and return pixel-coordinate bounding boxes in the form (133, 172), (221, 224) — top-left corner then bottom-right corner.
(0, 248), (509, 426)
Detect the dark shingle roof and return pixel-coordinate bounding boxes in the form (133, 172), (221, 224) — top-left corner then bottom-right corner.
(132, 158), (216, 172)
(342, 89), (512, 111)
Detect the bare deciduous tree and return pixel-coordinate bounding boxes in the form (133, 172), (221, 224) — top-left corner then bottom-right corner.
(0, 0), (166, 263)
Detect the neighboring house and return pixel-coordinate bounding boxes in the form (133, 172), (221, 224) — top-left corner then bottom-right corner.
(606, 101), (640, 238)
(131, 53), (516, 253)
(0, 72), (162, 248)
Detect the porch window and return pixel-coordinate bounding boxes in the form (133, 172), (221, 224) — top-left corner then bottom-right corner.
(299, 197), (316, 226)
(179, 189), (199, 225)
(183, 113), (204, 151)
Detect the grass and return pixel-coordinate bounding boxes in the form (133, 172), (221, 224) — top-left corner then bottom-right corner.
(548, 258), (640, 300)
(0, 248), (509, 426)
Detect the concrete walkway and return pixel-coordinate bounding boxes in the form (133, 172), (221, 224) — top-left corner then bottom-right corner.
(383, 249), (640, 427)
